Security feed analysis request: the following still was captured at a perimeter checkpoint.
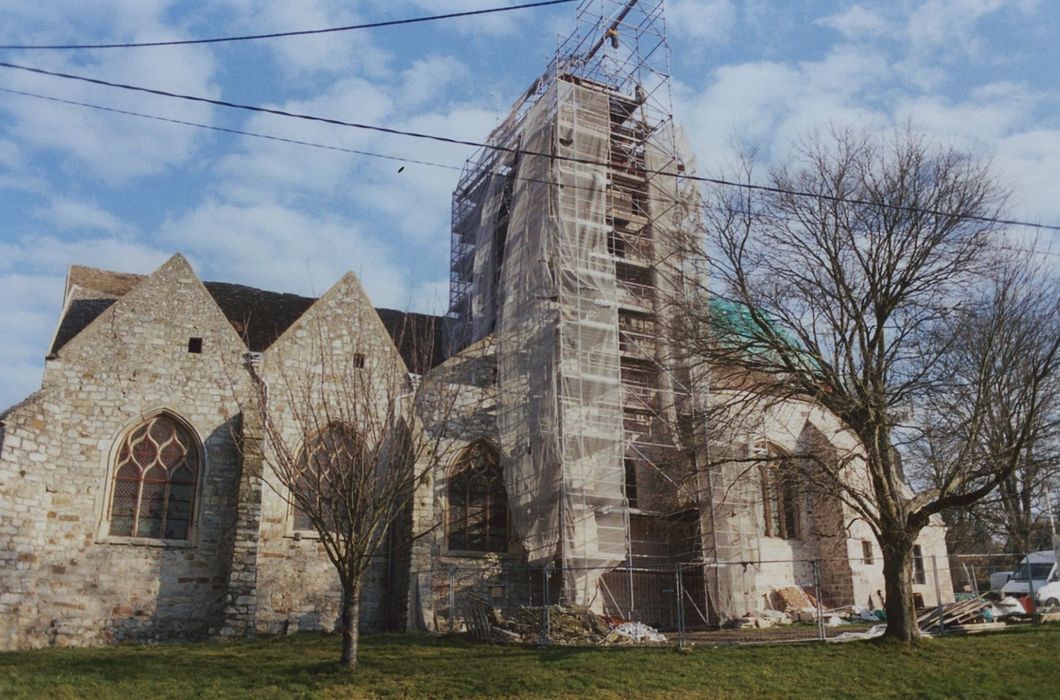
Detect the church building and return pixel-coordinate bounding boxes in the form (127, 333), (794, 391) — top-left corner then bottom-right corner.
(0, 0), (953, 650)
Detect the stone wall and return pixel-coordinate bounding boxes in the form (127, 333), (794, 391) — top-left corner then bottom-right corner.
(0, 252), (958, 650)
(0, 255), (249, 649)
(0, 257), (418, 649)
(245, 272), (411, 635)
(411, 338), (532, 631)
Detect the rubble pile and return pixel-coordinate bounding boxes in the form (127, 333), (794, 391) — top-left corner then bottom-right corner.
(726, 608), (795, 630)
(918, 593), (1032, 632)
(729, 586), (891, 630)
(463, 595), (667, 645)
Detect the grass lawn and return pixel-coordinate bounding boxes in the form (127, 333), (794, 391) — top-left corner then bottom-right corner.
(2, 626), (1058, 699)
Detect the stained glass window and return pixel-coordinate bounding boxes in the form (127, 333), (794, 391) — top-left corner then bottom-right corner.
(447, 441), (508, 552)
(291, 423), (362, 532)
(109, 414), (200, 540)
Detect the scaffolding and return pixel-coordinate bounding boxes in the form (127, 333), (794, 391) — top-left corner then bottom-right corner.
(447, 0), (708, 613)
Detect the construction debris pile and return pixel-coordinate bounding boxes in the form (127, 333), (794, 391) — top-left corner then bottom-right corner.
(917, 593), (1035, 633)
(463, 594), (667, 645)
(729, 586), (889, 630)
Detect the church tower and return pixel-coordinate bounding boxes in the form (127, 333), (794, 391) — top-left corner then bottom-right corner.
(446, 0), (707, 608)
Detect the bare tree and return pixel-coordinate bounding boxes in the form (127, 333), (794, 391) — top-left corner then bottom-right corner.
(911, 260), (1060, 555)
(673, 127), (1060, 640)
(236, 312), (464, 668)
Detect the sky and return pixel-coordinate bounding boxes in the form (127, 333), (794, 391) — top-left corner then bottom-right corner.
(1, 0), (1059, 410)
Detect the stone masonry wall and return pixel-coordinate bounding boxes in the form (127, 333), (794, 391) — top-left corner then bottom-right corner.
(410, 338), (538, 632)
(0, 255), (250, 649)
(247, 272), (408, 634)
(217, 407), (264, 638)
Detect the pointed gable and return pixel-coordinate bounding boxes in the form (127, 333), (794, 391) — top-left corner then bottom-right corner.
(48, 257), (446, 371)
(50, 266), (146, 355)
(266, 271), (409, 373)
(53, 253), (247, 363)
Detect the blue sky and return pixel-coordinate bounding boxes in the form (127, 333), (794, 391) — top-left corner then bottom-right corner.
(2, 0), (1059, 409)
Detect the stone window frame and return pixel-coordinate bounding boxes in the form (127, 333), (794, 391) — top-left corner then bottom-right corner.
(861, 539), (875, 565)
(286, 421), (364, 538)
(755, 442), (802, 540)
(98, 410), (204, 548)
(445, 439), (510, 556)
(912, 544), (927, 585)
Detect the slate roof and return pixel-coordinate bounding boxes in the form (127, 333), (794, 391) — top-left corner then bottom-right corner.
(375, 308), (446, 376)
(51, 298), (119, 356)
(202, 281), (316, 352)
(49, 265), (447, 373)
(67, 265), (143, 298)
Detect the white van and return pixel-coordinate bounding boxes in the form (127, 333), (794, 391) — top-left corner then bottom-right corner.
(1000, 551), (1057, 597)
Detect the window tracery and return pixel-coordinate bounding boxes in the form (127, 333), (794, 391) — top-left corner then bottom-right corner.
(109, 414), (199, 540)
(448, 441), (508, 552)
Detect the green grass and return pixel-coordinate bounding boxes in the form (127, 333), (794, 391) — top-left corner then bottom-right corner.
(2, 626), (1059, 699)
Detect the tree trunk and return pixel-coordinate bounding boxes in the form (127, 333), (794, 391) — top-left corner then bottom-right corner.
(880, 537), (919, 641)
(339, 584), (361, 668)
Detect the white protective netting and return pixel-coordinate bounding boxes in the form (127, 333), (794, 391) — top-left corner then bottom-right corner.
(451, 0), (716, 612)
(554, 81), (628, 604)
(495, 81), (628, 606)
(496, 92), (565, 566)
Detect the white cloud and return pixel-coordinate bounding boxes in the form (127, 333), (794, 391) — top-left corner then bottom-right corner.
(993, 129), (1060, 224)
(210, 75), (395, 200)
(398, 55), (470, 109)
(905, 0), (1011, 52)
(217, 0), (392, 80)
(667, 0), (736, 44)
(0, 173), (47, 196)
(34, 196), (138, 237)
(0, 138), (24, 169)
(0, 234), (171, 276)
(0, 3), (220, 184)
(816, 4), (893, 39)
(402, 278), (451, 316)
(892, 82), (1036, 150)
(157, 200), (426, 309)
(399, 0), (522, 37)
(0, 274), (61, 361)
(0, 234), (174, 409)
(349, 106), (495, 241)
(675, 41), (892, 169)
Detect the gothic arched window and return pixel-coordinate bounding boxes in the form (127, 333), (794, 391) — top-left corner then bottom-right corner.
(109, 413), (200, 540)
(447, 441), (508, 553)
(757, 443), (801, 540)
(292, 422), (363, 532)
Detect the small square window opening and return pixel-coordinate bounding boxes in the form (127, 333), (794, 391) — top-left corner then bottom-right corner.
(354, 353), (366, 368)
(187, 337), (203, 354)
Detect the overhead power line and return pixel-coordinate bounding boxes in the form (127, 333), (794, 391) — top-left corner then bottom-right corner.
(10, 87), (1060, 265)
(0, 85), (676, 206)
(0, 0), (577, 50)
(0, 85), (675, 199)
(0, 86), (462, 172)
(1, 59), (1059, 234)
(4, 86), (1058, 262)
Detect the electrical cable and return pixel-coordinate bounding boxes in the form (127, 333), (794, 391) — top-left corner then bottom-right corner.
(4, 87), (1056, 263)
(0, 86), (463, 172)
(1, 59), (1058, 234)
(0, 0), (577, 50)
